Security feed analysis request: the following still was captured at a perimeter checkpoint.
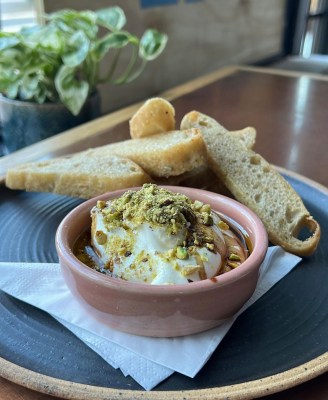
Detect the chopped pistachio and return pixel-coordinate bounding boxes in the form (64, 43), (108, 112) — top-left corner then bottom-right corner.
(192, 232), (200, 246)
(182, 265), (201, 276)
(193, 200), (203, 211)
(105, 211), (121, 223)
(174, 262), (180, 271)
(201, 204), (211, 214)
(229, 253), (241, 261)
(227, 261), (239, 269)
(101, 184), (202, 234)
(201, 254), (209, 262)
(176, 246), (188, 260)
(96, 200), (106, 209)
(98, 184), (219, 241)
(218, 220), (229, 230)
(202, 213), (213, 226)
(166, 249), (175, 258)
(206, 243), (214, 251)
(95, 230), (107, 245)
(188, 246), (196, 255)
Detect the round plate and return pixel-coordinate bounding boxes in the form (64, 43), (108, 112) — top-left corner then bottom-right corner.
(0, 169), (327, 399)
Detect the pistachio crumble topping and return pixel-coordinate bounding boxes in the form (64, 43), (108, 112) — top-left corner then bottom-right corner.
(77, 184), (250, 284)
(100, 183), (214, 241)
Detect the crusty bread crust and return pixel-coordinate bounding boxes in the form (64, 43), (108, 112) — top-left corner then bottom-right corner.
(129, 97), (175, 139)
(181, 111), (321, 257)
(6, 152), (151, 199)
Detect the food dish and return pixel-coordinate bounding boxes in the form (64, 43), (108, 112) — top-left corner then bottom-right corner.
(0, 169), (327, 399)
(56, 185), (267, 336)
(5, 99), (321, 258)
(87, 184), (249, 283)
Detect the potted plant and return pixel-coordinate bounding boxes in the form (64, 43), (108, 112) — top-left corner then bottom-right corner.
(0, 7), (167, 153)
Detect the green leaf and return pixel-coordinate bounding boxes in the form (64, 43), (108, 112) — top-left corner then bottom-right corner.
(139, 29), (168, 61)
(20, 25), (64, 54)
(62, 30), (90, 67)
(92, 32), (131, 61)
(0, 48), (24, 66)
(0, 63), (21, 98)
(0, 33), (20, 51)
(19, 74), (39, 100)
(96, 7), (126, 30)
(33, 87), (47, 104)
(55, 65), (89, 115)
(48, 9), (98, 39)
(6, 81), (20, 99)
(37, 26), (65, 53)
(19, 26), (46, 49)
(0, 62), (20, 81)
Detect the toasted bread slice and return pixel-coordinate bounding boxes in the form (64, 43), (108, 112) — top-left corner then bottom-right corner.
(181, 114), (256, 150)
(93, 129), (207, 178)
(6, 152), (151, 199)
(177, 116), (255, 196)
(230, 127), (256, 149)
(181, 111), (320, 257)
(130, 97), (175, 138)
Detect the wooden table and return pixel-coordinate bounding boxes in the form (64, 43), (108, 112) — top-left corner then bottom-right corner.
(0, 66), (327, 399)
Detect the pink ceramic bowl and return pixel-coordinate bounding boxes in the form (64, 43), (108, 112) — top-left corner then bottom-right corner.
(56, 187), (268, 337)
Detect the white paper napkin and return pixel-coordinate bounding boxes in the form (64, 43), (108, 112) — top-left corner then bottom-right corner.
(0, 246), (301, 390)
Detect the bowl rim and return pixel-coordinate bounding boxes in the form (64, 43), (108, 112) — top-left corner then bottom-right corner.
(55, 186), (268, 295)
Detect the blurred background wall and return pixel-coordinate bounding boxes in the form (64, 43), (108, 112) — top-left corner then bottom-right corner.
(43, 0), (287, 114)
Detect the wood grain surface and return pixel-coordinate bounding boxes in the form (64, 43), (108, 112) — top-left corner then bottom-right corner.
(1, 65), (328, 399)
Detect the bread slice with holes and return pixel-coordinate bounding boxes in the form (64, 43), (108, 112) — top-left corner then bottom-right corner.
(92, 128), (207, 178)
(171, 117), (256, 196)
(181, 111), (321, 256)
(5, 151), (151, 199)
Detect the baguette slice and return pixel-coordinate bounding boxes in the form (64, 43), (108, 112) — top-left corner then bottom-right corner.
(92, 129), (207, 178)
(6, 152), (151, 199)
(181, 111), (320, 257)
(230, 127), (256, 150)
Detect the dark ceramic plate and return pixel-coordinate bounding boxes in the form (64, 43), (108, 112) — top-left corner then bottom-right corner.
(0, 170), (327, 399)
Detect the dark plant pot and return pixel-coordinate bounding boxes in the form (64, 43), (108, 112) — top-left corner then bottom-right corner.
(0, 92), (101, 154)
